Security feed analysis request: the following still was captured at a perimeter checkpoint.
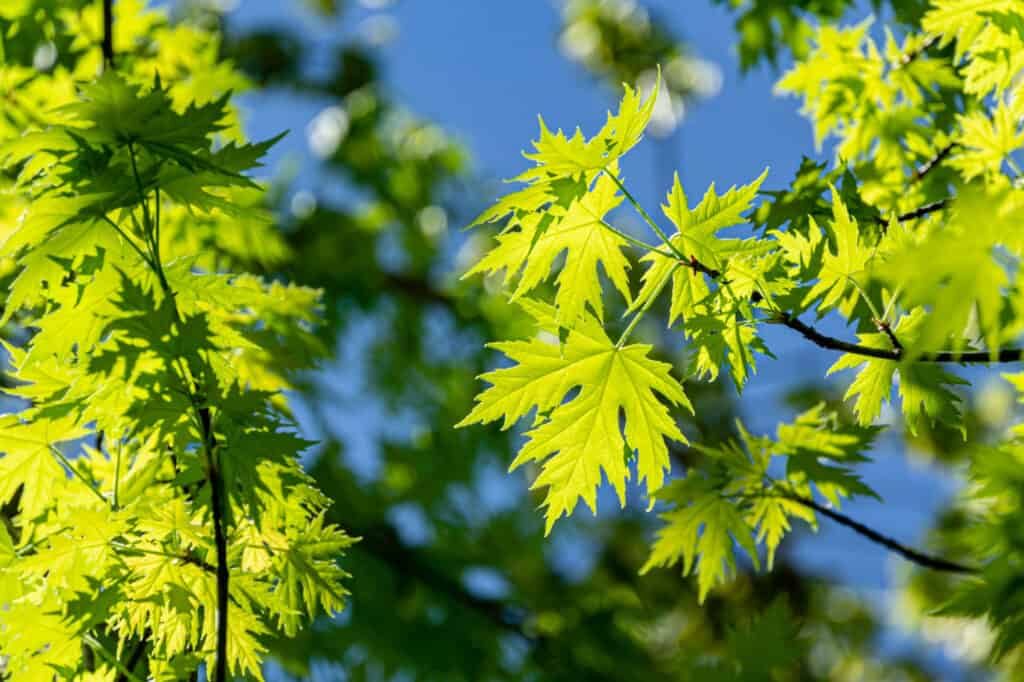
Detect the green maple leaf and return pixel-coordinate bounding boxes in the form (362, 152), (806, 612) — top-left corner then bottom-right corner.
(467, 171), (632, 323)
(642, 474), (758, 602)
(777, 404), (879, 507)
(458, 300), (692, 533)
(722, 600), (806, 679)
(516, 77), (658, 183)
(876, 189), (1009, 354)
(923, 0), (1019, 57)
(802, 187), (873, 313)
(467, 74), (657, 243)
(953, 103), (1024, 180)
(747, 494), (814, 570)
(828, 309), (968, 434)
(267, 513), (355, 637)
(0, 413), (90, 519)
(662, 168), (768, 268)
(59, 71), (230, 152)
(686, 302), (771, 391)
(629, 169), (768, 322)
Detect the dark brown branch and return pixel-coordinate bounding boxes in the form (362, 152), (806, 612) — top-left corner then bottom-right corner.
(787, 494), (977, 574)
(873, 318), (903, 352)
(673, 243), (1022, 364)
(898, 33), (941, 67)
(896, 199), (949, 222)
(774, 312), (1024, 363)
(671, 445), (977, 577)
(912, 144), (956, 183)
(875, 198), (951, 228)
(199, 406), (228, 682)
(101, 0), (115, 68)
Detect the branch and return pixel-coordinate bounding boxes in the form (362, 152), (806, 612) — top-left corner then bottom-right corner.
(125, 140), (229, 682)
(912, 144), (956, 183)
(786, 493), (977, 574)
(896, 199), (949, 223)
(898, 33), (941, 68)
(603, 179), (1015, 364)
(773, 312), (1024, 363)
(875, 198), (951, 229)
(199, 406), (229, 682)
(101, 0), (115, 69)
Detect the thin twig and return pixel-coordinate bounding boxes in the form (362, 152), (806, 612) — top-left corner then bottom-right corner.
(898, 34), (941, 67)
(874, 318), (903, 352)
(912, 144), (956, 183)
(772, 312), (1024, 363)
(896, 199), (949, 223)
(787, 493), (976, 574)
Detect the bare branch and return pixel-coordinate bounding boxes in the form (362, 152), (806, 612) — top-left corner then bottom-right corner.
(786, 493), (977, 574)
(773, 312), (1024, 364)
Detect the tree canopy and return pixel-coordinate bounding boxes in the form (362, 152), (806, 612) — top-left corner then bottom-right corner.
(2, 0), (1024, 680)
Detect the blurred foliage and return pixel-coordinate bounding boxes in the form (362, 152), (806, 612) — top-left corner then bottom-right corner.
(557, 0), (722, 135)
(198, 1), (959, 680)
(0, 0), (1009, 679)
(712, 0), (930, 70)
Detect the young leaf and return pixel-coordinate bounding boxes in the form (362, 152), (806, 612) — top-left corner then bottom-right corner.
(458, 301), (691, 533)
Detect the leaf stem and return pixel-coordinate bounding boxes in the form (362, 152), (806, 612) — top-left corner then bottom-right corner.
(111, 541), (216, 573)
(100, 215), (155, 270)
(50, 446), (109, 506)
(616, 264), (678, 347)
(603, 169), (685, 259)
(599, 219), (675, 258)
(113, 441), (121, 510)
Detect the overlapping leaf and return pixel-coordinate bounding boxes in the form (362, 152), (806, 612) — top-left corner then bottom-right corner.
(458, 301), (691, 532)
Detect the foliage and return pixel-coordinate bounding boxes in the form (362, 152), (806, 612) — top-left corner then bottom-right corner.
(9, 0), (1024, 679)
(0, 2), (352, 680)
(558, 0), (721, 135)
(460, 0), (1024, 676)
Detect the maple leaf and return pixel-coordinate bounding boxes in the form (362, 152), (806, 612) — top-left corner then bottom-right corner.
(458, 301), (692, 533)
(642, 474), (758, 602)
(0, 413), (90, 519)
(467, 171), (632, 324)
(952, 103), (1024, 180)
(629, 169), (768, 322)
(828, 309), (968, 434)
(802, 187), (872, 313)
(686, 304), (771, 390)
(266, 513), (355, 637)
(516, 77), (659, 183)
(923, 0), (1019, 57)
